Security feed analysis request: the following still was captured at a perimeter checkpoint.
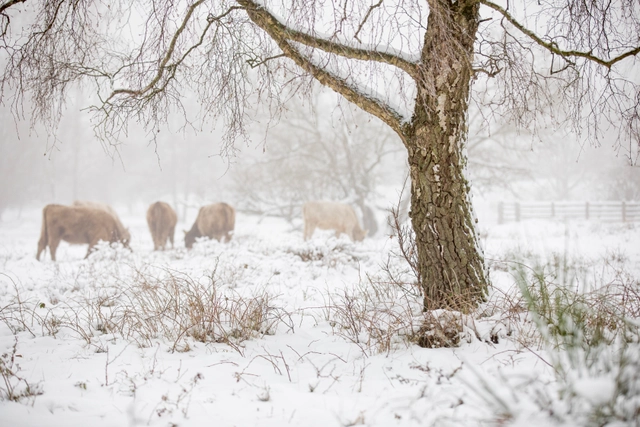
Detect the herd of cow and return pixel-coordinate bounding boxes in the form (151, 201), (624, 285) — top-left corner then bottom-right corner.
(35, 200), (367, 261)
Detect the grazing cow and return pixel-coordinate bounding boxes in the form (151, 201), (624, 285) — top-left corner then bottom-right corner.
(36, 204), (130, 261)
(146, 201), (177, 251)
(302, 201), (367, 242)
(73, 200), (131, 247)
(184, 203), (235, 248)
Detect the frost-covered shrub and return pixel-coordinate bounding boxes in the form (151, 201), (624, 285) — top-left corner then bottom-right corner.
(470, 255), (640, 425)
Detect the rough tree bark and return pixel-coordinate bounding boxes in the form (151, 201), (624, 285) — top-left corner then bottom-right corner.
(407, 1), (487, 310)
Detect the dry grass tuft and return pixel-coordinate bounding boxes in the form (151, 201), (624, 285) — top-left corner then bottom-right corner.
(1, 264), (292, 355)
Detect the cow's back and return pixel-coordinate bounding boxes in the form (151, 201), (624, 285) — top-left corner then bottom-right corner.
(73, 200), (117, 218)
(147, 202), (177, 229)
(56, 206), (119, 243)
(146, 202), (177, 250)
(196, 204), (226, 236)
(74, 200), (130, 244)
(303, 201), (365, 241)
(304, 201), (356, 228)
(195, 203), (235, 242)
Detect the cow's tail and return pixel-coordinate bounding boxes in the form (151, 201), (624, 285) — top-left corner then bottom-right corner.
(222, 203), (233, 241)
(149, 209), (158, 243)
(36, 206), (49, 260)
(226, 204), (236, 230)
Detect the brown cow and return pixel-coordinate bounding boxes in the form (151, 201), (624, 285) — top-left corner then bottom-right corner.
(146, 201), (177, 251)
(302, 201), (367, 242)
(36, 204), (130, 261)
(73, 200), (131, 247)
(184, 203), (235, 248)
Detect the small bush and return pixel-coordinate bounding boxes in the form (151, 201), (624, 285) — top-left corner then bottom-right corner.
(323, 278), (423, 354)
(470, 253), (640, 425)
(0, 338), (43, 404)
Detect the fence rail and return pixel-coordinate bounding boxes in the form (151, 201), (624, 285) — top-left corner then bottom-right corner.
(497, 201), (640, 224)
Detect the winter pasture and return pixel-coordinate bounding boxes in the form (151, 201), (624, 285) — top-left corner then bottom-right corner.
(1, 206), (639, 426)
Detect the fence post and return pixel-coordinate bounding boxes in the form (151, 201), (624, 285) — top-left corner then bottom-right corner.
(498, 202), (504, 224)
(515, 202), (521, 222)
(622, 201), (627, 222)
(551, 202), (555, 218)
(585, 201), (589, 220)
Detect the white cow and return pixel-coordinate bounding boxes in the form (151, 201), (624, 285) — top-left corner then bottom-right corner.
(302, 201), (367, 242)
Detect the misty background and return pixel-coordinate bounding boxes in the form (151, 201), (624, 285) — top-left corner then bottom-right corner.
(1, 83), (638, 232)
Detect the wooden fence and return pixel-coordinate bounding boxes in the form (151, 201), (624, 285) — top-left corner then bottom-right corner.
(497, 201), (640, 224)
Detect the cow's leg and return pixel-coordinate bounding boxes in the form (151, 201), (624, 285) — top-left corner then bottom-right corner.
(169, 226), (175, 248)
(347, 228), (355, 242)
(85, 239), (100, 259)
(303, 223), (313, 241)
(158, 237), (163, 250)
(36, 240), (46, 261)
(49, 238), (60, 261)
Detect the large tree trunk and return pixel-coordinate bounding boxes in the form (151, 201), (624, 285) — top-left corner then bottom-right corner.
(406, 1), (488, 311)
(240, 0), (488, 311)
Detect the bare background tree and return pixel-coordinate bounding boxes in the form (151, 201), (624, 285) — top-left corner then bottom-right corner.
(231, 90), (403, 235)
(1, 0), (639, 311)
(466, 105), (608, 202)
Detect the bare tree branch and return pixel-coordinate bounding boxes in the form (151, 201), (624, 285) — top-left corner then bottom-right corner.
(238, 0), (407, 140)
(480, 0), (640, 69)
(0, 0), (25, 36)
(0, 0), (25, 15)
(354, 0), (383, 43)
(247, 53), (286, 68)
(237, 0), (417, 79)
(104, 3), (245, 103)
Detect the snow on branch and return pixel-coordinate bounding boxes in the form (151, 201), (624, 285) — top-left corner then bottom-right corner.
(239, 0), (408, 140)
(237, 0), (418, 79)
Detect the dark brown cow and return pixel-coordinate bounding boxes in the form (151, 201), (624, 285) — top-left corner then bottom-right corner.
(36, 204), (130, 261)
(303, 201), (367, 242)
(146, 201), (177, 251)
(73, 200), (131, 247)
(184, 203), (235, 248)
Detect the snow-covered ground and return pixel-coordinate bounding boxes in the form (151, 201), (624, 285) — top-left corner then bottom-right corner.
(1, 208), (639, 426)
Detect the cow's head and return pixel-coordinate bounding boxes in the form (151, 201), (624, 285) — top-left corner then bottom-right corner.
(184, 229), (197, 249)
(353, 228), (368, 242)
(121, 228), (133, 252)
(121, 228), (132, 250)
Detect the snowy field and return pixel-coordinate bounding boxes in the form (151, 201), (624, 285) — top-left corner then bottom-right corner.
(1, 208), (639, 426)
